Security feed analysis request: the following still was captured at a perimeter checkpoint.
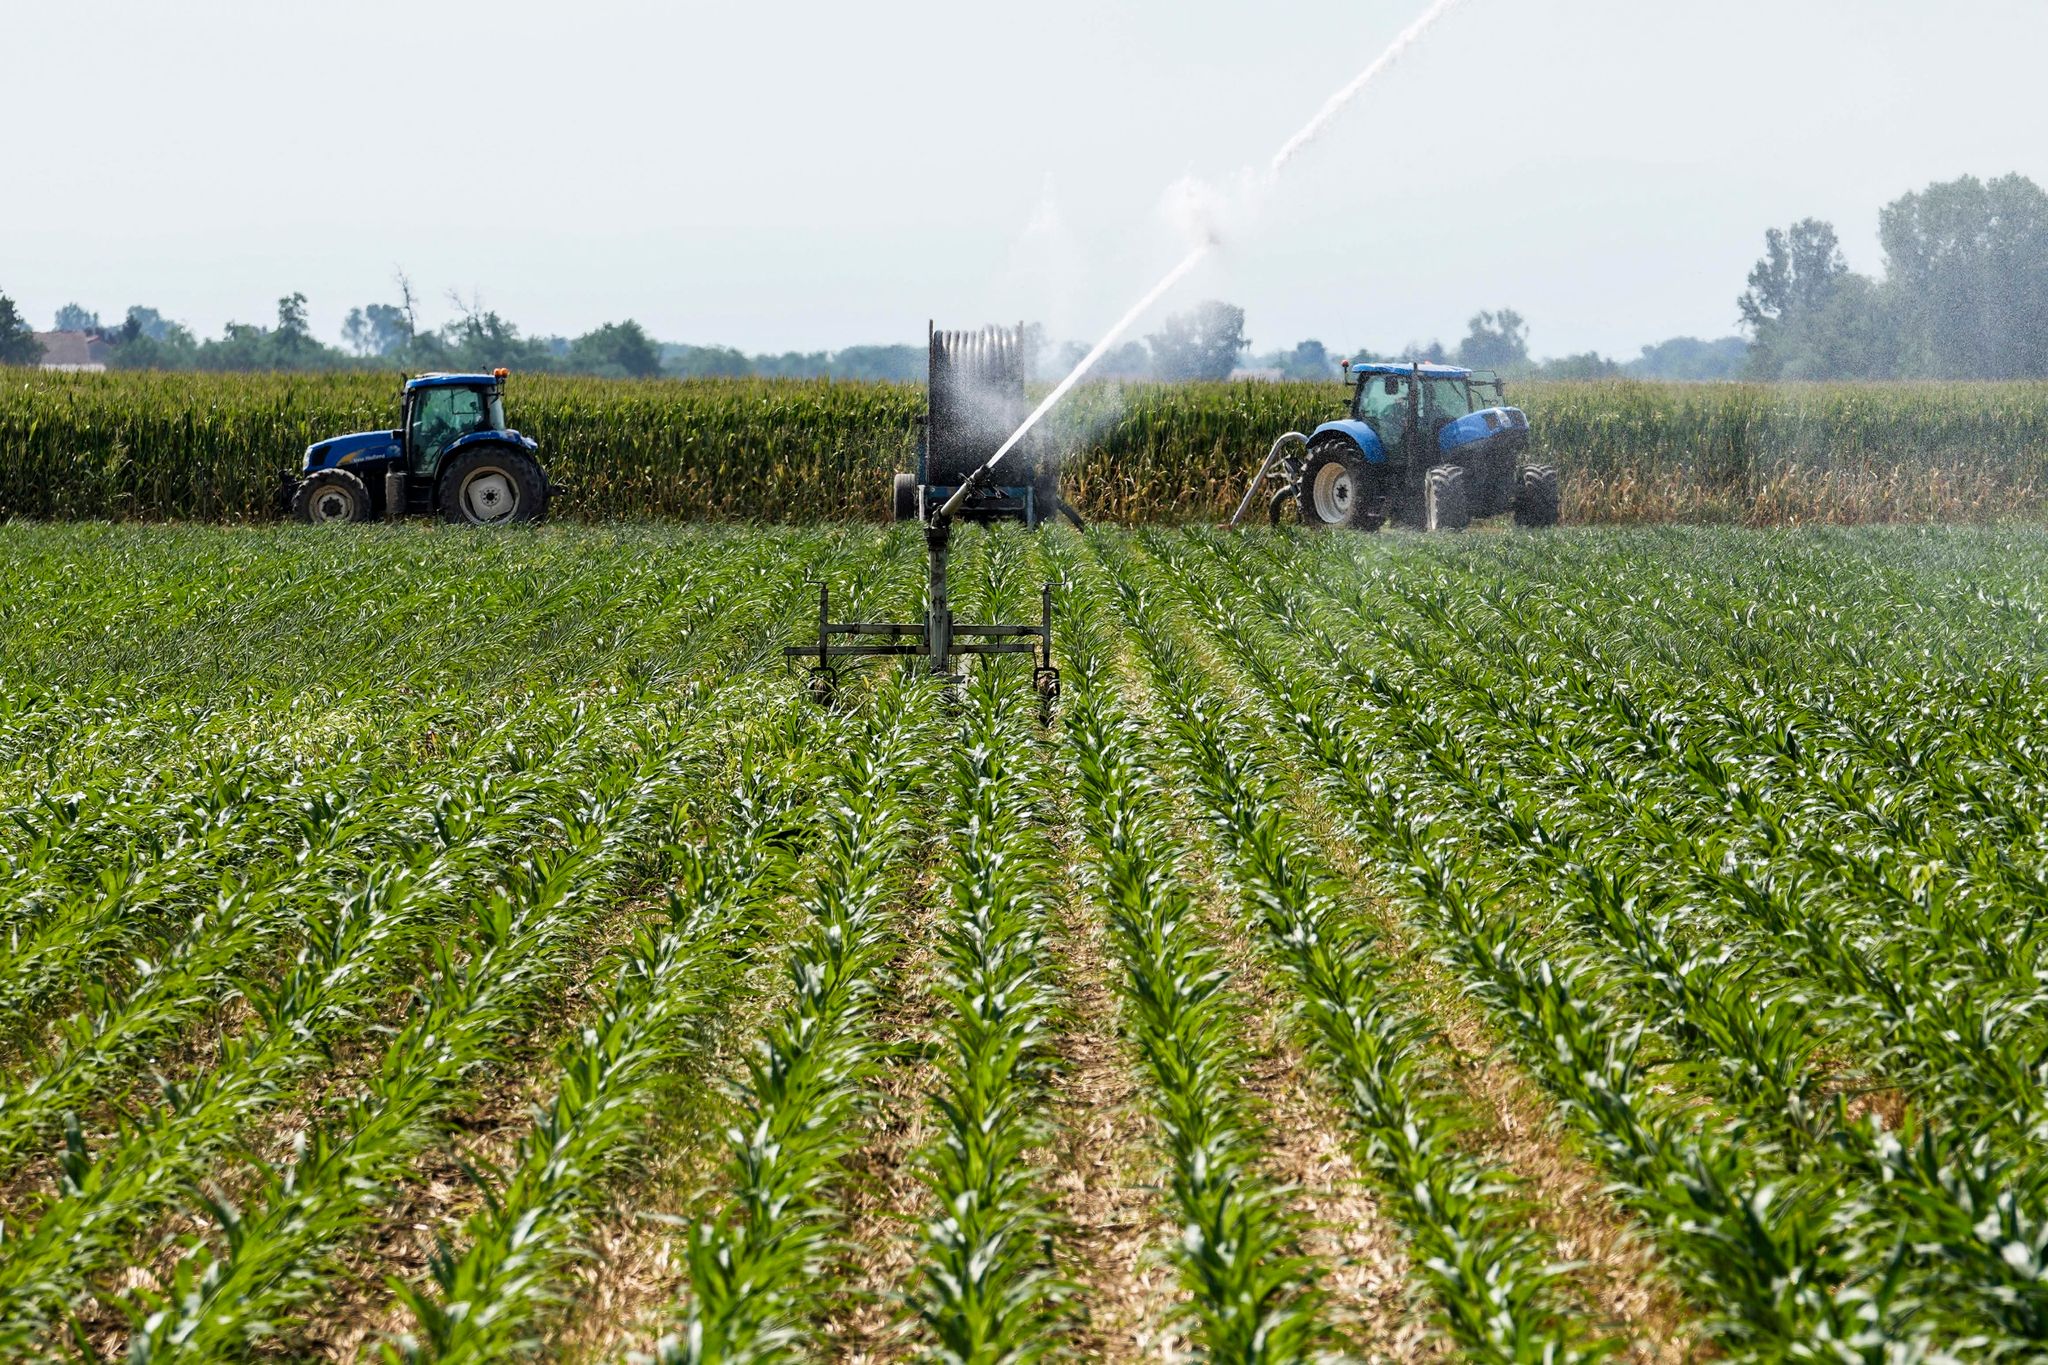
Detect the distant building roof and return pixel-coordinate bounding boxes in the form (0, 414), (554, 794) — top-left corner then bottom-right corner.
(34, 331), (112, 372)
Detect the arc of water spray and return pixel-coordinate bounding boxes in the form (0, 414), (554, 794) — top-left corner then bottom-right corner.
(960, 0), (1474, 496)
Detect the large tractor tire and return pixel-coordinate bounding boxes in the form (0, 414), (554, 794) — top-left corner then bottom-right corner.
(439, 447), (547, 526)
(1423, 464), (1470, 532)
(291, 468), (372, 524)
(1514, 463), (1561, 527)
(1299, 441), (1385, 531)
(893, 472), (918, 522)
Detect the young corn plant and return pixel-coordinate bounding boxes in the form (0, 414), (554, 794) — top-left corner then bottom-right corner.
(646, 677), (934, 1365)
(114, 707), (822, 1361)
(903, 552), (1071, 1361)
(1088, 535), (1616, 1363)
(1041, 529), (1328, 1365)
(1143, 529), (1919, 1358)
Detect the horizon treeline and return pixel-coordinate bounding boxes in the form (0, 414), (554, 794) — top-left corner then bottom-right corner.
(2, 172), (2042, 386)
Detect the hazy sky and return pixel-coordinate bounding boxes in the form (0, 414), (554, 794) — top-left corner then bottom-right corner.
(8, 0), (2045, 361)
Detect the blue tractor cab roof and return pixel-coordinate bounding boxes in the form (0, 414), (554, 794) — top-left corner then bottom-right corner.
(404, 371), (506, 392)
(1346, 361), (1474, 379)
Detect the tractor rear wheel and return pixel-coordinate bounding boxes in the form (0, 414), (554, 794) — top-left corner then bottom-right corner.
(291, 468), (372, 524)
(1299, 441), (1385, 531)
(1514, 463), (1561, 527)
(438, 447), (547, 526)
(1423, 464), (1470, 532)
(893, 472), (918, 522)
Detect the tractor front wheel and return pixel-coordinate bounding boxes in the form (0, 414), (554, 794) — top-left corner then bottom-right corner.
(893, 472), (918, 522)
(1299, 442), (1385, 531)
(439, 448), (547, 526)
(1423, 464), (1470, 532)
(1514, 463), (1561, 527)
(291, 468), (372, 524)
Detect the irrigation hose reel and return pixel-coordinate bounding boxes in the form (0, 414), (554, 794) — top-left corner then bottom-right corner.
(785, 325), (1061, 720)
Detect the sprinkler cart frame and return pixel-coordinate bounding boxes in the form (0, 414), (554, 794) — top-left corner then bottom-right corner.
(786, 324), (1060, 719)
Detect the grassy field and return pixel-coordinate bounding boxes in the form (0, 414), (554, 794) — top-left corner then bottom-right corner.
(3, 369), (2046, 524)
(1, 518), (2045, 1361)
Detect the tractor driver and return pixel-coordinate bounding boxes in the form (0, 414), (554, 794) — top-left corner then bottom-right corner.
(1421, 377), (1473, 435)
(1360, 374), (1411, 447)
(410, 386), (490, 473)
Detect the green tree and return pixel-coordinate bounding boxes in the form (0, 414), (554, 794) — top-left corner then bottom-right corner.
(107, 307), (198, 370)
(1146, 300), (1247, 381)
(0, 294), (41, 366)
(1738, 219), (1849, 336)
(1767, 274), (1895, 380)
(1455, 309), (1529, 371)
(341, 303), (411, 358)
(1880, 173), (2048, 378)
(1736, 218), (1882, 379)
(52, 303), (100, 333)
(567, 320), (662, 378)
(119, 307), (178, 343)
(828, 345), (923, 382)
(661, 343), (753, 378)
(1627, 336), (1748, 381)
(1533, 351), (1622, 380)
(1280, 339), (1333, 379)
(1094, 341), (1153, 380)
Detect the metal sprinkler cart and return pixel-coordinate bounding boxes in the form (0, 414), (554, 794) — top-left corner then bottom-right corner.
(786, 323), (1061, 719)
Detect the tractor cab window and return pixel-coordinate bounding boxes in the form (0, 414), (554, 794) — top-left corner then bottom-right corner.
(1422, 378), (1476, 427)
(409, 385), (492, 473)
(1356, 374), (1412, 442)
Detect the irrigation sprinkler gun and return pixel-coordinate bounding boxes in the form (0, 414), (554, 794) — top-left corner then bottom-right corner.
(786, 325), (1060, 721)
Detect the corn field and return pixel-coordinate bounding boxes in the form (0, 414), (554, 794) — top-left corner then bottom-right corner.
(3, 370), (2046, 524)
(4, 518), (2048, 1361)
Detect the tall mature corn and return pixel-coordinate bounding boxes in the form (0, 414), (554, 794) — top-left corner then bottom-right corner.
(0, 370), (2043, 523)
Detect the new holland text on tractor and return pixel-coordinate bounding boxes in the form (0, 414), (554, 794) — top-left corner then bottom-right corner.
(283, 370), (550, 525)
(1232, 360), (1559, 531)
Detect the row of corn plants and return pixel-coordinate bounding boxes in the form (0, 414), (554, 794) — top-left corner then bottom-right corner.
(384, 532), (930, 1363)
(1247, 532), (2048, 1340)
(1175, 526), (2048, 1350)
(0, 530), (887, 1354)
(643, 673), (936, 1363)
(5, 369), (2047, 523)
(0, 527), (846, 1168)
(1083, 532), (1617, 1361)
(1044, 529), (1329, 1364)
(1266, 530), (2048, 1146)
(900, 532), (1071, 1359)
(1138, 530), (1914, 1355)
(0, 687), (762, 1354)
(372, 737), (827, 1363)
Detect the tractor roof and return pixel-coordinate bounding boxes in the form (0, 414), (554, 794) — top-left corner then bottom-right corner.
(404, 372), (503, 391)
(1347, 361), (1473, 379)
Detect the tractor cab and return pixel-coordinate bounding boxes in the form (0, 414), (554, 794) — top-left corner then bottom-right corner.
(402, 375), (509, 476)
(284, 369), (550, 525)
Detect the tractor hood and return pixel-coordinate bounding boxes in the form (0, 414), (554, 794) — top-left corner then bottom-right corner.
(303, 430), (402, 473)
(1438, 407), (1529, 456)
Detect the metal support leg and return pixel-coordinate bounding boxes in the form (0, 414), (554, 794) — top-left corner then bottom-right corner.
(1033, 582), (1061, 725)
(925, 519), (954, 679)
(806, 583), (838, 703)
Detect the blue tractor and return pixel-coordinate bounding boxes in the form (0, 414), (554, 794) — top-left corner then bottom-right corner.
(282, 369), (550, 525)
(1233, 361), (1558, 532)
